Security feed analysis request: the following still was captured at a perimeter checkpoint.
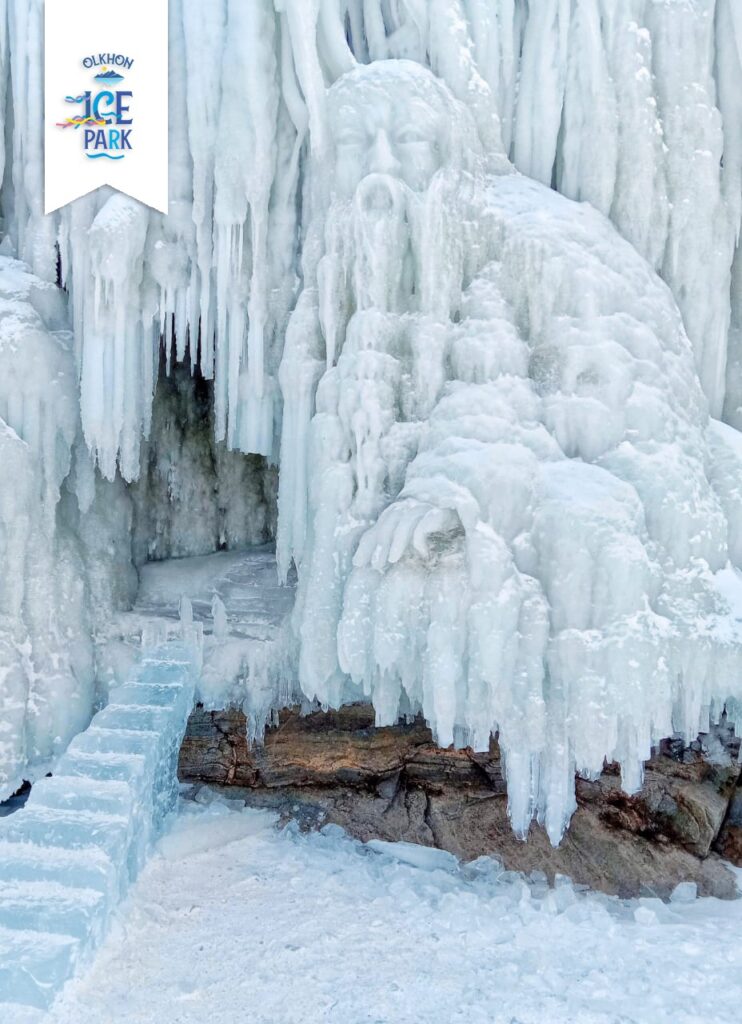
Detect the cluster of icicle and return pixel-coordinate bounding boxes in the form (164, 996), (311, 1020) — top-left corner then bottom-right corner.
(2, 0), (741, 476)
(276, 51), (742, 840)
(2, 0), (742, 840)
(0, 255), (96, 800)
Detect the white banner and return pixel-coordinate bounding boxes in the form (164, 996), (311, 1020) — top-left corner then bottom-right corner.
(44, 0), (168, 214)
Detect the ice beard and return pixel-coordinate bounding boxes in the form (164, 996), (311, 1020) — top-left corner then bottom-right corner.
(319, 167), (473, 337)
(278, 164), (473, 696)
(277, 58), (482, 582)
(347, 174), (415, 314)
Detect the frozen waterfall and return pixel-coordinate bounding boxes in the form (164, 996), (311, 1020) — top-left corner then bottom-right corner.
(5, 0), (742, 473)
(2, 0), (742, 843)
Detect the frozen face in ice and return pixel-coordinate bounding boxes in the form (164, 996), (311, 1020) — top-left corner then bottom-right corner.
(328, 62), (451, 198)
(322, 62), (475, 318)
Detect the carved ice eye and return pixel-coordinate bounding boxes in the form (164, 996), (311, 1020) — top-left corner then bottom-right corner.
(335, 130), (365, 147)
(395, 128), (431, 145)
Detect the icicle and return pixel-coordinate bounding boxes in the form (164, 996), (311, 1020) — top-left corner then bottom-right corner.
(212, 594), (229, 639)
(179, 594), (194, 629)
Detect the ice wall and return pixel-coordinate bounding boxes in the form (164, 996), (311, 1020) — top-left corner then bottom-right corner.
(0, 257), (95, 801)
(2, 1), (741, 474)
(1, 1), (742, 840)
(278, 56), (742, 843)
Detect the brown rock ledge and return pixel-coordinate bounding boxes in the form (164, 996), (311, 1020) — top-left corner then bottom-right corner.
(178, 703), (742, 899)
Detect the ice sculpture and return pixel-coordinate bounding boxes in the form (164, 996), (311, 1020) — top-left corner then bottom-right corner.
(1, 0), (742, 843)
(3, 0), (742, 476)
(0, 644), (195, 1014)
(278, 60), (742, 842)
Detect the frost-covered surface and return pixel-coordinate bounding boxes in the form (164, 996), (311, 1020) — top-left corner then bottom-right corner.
(280, 61), (742, 842)
(39, 794), (742, 1024)
(0, 644), (196, 1014)
(2, 1), (742, 840)
(128, 361), (277, 564)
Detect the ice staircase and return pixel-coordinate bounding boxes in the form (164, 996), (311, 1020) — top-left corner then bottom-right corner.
(0, 643), (197, 1017)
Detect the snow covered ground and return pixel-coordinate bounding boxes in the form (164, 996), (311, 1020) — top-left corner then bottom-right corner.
(44, 792), (742, 1024)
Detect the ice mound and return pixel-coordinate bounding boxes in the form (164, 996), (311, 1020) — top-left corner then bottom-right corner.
(0, 256), (96, 802)
(279, 61), (742, 843)
(0, 644), (195, 1013)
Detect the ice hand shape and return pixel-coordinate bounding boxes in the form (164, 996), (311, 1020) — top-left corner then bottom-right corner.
(353, 498), (461, 571)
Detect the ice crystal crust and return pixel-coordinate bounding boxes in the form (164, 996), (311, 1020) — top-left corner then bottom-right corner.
(2, 1), (742, 839)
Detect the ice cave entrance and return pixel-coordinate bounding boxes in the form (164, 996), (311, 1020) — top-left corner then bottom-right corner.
(115, 347), (296, 742)
(129, 349), (278, 564)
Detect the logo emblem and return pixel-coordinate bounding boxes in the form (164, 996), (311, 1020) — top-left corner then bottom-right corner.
(44, 0), (168, 215)
(55, 55), (134, 162)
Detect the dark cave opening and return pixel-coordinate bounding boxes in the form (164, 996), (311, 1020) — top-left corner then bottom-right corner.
(129, 348), (278, 565)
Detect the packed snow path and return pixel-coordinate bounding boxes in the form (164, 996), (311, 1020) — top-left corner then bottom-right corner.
(40, 795), (742, 1024)
(0, 645), (195, 1015)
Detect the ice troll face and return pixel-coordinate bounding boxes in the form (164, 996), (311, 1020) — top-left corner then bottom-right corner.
(328, 61), (456, 197)
(321, 60), (482, 319)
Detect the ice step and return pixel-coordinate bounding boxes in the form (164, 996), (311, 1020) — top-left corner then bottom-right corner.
(26, 775), (135, 818)
(0, 841), (116, 896)
(68, 726), (161, 762)
(95, 703), (175, 733)
(0, 926), (81, 1010)
(54, 749), (148, 787)
(0, 806), (132, 861)
(0, 641), (197, 1011)
(0, 880), (104, 941)
(109, 681), (189, 708)
(138, 661), (192, 685)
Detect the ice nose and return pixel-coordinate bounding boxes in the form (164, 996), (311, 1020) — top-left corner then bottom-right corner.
(368, 128), (400, 177)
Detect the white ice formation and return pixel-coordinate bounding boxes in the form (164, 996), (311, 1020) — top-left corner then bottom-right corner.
(2, 1), (742, 842)
(106, 548), (299, 747)
(0, 643), (196, 1014)
(0, 257), (95, 801)
(281, 61), (742, 842)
